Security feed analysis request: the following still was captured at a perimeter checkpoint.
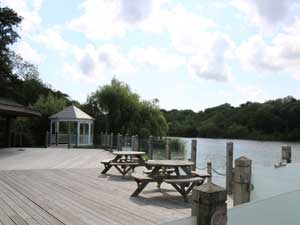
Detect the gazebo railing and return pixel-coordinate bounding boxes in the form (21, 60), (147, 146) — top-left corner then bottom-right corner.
(49, 133), (93, 146)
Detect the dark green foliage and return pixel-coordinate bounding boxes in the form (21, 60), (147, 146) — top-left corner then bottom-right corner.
(163, 96), (300, 141)
(85, 79), (168, 137)
(0, 6), (22, 99)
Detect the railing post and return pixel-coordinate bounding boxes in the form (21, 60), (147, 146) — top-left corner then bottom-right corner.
(131, 135), (135, 150)
(100, 132), (103, 147)
(105, 132), (108, 150)
(110, 132), (113, 151)
(191, 139), (197, 171)
(165, 138), (171, 159)
(207, 162), (212, 183)
(192, 182), (227, 225)
(148, 136), (153, 159)
(117, 133), (121, 151)
(135, 135), (139, 151)
(282, 146), (291, 163)
(55, 132), (58, 146)
(226, 142), (234, 195)
(125, 134), (129, 147)
(233, 156), (252, 206)
(45, 131), (49, 148)
(68, 132), (71, 149)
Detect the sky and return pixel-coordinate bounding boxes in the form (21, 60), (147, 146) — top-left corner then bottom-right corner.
(3, 0), (300, 111)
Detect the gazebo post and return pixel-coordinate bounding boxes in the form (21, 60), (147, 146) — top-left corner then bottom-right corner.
(55, 121), (59, 146)
(77, 121), (80, 147)
(88, 122), (91, 145)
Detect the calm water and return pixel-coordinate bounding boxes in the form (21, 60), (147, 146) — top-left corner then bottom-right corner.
(179, 137), (300, 186)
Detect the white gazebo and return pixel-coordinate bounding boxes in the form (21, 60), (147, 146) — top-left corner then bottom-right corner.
(49, 105), (94, 146)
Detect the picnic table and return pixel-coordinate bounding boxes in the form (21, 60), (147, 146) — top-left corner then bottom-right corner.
(131, 160), (205, 201)
(101, 151), (146, 176)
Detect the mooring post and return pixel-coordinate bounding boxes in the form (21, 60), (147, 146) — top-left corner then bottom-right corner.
(226, 142), (234, 195)
(207, 162), (212, 183)
(110, 132), (113, 151)
(148, 136), (153, 159)
(192, 182), (227, 225)
(191, 139), (197, 171)
(282, 146), (292, 163)
(45, 131), (49, 148)
(233, 156), (252, 206)
(165, 138), (171, 159)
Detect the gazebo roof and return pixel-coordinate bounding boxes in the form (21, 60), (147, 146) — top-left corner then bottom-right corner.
(49, 105), (94, 121)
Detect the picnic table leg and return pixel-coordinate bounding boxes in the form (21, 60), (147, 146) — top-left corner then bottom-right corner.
(131, 180), (149, 197)
(170, 183), (188, 202)
(114, 165), (125, 175)
(101, 164), (112, 174)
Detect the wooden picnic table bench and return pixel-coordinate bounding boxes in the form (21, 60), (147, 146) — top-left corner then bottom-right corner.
(131, 160), (204, 201)
(101, 151), (145, 176)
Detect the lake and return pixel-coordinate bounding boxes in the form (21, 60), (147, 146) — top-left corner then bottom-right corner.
(179, 137), (300, 186)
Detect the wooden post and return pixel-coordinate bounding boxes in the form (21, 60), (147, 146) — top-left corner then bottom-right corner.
(148, 136), (153, 159)
(110, 132), (113, 151)
(207, 162), (212, 183)
(282, 146), (291, 163)
(233, 156), (252, 206)
(226, 142), (234, 195)
(55, 132), (58, 146)
(4, 117), (12, 147)
(100, 132), (103, 147)
(105, 132), (108, 150)
(117, 133), (121, 151)
(132, 135), (135, 151)
(20, 133), (23, 147)
(45, 131), (49, 148)
(135, 135), (139, 151)
(124, 134), (128, 147)
(165, 138), (171, 159)
(191, 139), (197, 171)
(68, 132), (71, 149)
(192, 182), (227, 225)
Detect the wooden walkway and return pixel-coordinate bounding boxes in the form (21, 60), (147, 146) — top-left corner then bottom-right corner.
(0, 148), (191, 225)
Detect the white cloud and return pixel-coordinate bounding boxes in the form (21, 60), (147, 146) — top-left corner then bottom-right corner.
(64, 44), (134, 82)
(1, 0), (42, 33)
(238, 21), (300, 78)
(231, 0), (298, 30)
(129, 47), (184, 71)
(33, 27), (76, 54)
(188, 33), (235, 82)
(15, 41), (45, 64)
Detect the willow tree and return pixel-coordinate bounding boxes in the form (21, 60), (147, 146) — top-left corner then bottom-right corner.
(85, 79), (168, 137)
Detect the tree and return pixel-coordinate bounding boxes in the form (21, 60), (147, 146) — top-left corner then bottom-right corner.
(86, 79), (168, 137)
(0, 6), (22, 98)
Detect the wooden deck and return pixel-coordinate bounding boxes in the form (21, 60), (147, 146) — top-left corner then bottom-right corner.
(0, 148), (191, 225)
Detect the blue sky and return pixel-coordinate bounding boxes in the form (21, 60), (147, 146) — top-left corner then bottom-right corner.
(3, 0), (300, 111)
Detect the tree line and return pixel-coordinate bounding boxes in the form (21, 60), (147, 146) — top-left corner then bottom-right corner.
(162, 96), (300, 141)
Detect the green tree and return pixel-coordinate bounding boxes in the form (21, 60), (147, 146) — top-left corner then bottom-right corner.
(86, 79), (167, 137)
(0, 6), (22, 98)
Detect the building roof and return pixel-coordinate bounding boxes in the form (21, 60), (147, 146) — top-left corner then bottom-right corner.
(0, 98), (41, 117)
(49, 105), (94, 121)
